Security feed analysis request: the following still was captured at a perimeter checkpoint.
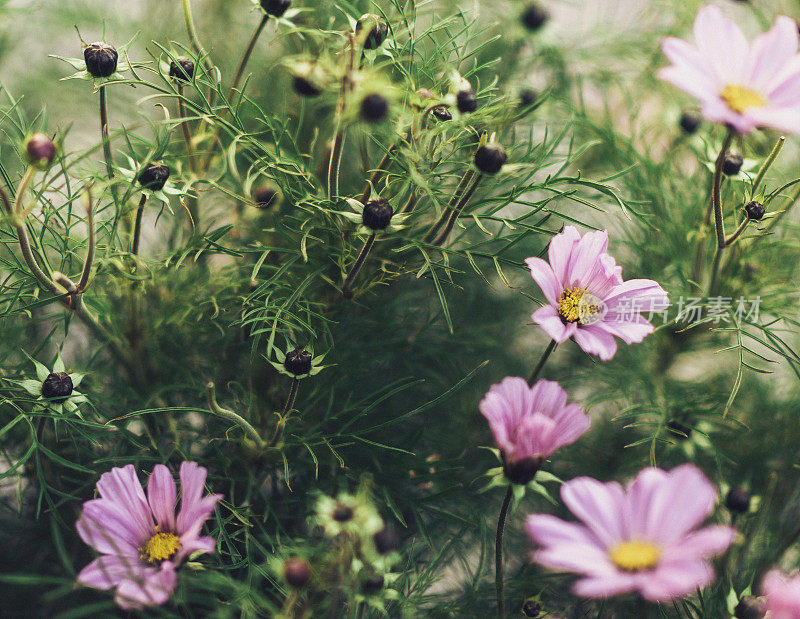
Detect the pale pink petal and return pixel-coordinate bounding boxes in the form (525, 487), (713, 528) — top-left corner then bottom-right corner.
(76, 500), (147, 556)
(660, 37), (720, 93)
(77, 555), (144, 591)
(548, 405), (592, 451)
(766, 56), (800, 105)
(532, 305), (574, 343)
(177, 462), (221, 537)
(176, 535), (216, 564)
(573, 573), (638, 598)
(114, 563), (177, 610)
(566, 230), (609, 289)
(560, 477), (626, 547)
(662, 525), (735, 563)
(595, 318), (654, 345)
(547, 226), (581, 285)
(747, 105), (800, 136)
(528, 379), (568, 416)
(638, 560), (714, 601)
(746, 16), (800, 89)
(525, 514), (598, 547)
(147, 465), (177, 532)
(96, 465), (155, 541)
(533, 542), (618, 578)
(526, 257), (562, 306)
(657, 65), (720, 102)
(763, 570), (800, 617)
(693, 5), (749, 84)
(573, 324), (618, 361)
(514, 413), (558, 459)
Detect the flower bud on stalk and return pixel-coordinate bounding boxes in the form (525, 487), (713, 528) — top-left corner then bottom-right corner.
(521, 4), (549, 31)
(137, 162), (171, 191)
(522, 600), (542, 617)
(474, 141), (508, 175)
(283, 557), (311, 588)
(679, 111), (702, 134)
(24, 133), (56, 169)
(360, 93), (389, 123)
(745, 200), (765, 221)
(734, 595), (766, 619)
(373, 527), (399, 554)
(356, 14), (389, 49)
(362, 198), (393, 231)
(42, 372), (73, 401)
(725, 486), (752, 514)
(456, 88), (477, 113)
(519, 89), (538, 108)
(723, 151), (744, 176)
(260, 0), (291, 18)
(84, 42), (118, 78)
(169, 57), (195, 82)
(284, 348), (312, 376)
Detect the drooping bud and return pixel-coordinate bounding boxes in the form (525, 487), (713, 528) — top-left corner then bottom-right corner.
(283, 557), (312, 588)
(432, 105), (452, 121)
(252, 185), (279, 209)
(502, 454), (543, 485)
(284, 348), (312, 376)
(745, 200), (765, 221)
(169, 57), (195, 82)
(261, 0), (291, 18)
(725, 486), (752, 514)
(734, 595), (766, 619)
(360, 93), (389, 123)
(723, 151), (744, 176)
(25, 134), (56, 169)
(362, 198), (393, 231)
(456, 88), (477, 114)
(522, 600), (542, 617)
(41, 372), (73, 400)
(356, 14), (389, 50)
(519, 89), (538, 108)
(373, 527), (399, 554)
(137, 162), (171, 192)
(679, 111), (702, 134)
(84, 42), (118, 78)
(474, 141), (507, 175)
(332, 502), (355, 523)
(521, 4), (549, 31)
(293, 74), (321, 97)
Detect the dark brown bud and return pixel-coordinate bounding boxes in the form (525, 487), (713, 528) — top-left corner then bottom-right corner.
(284, 348), (312, 376)
(25, 133), (56, 169)
(361, 574), (384, 594)
(332, 502), (354, 522)
(283, 557), (312, 588)
(679, 111), (702, 134)
(261, 0), (291, 17)
(360, 93), (389, 123)
(373, 527), (399, 554)
(725, 486), (752, 514)
(519, 89), (538, 108)
(474, 142), (508, 175)
(41, 372), (73, 400)
(745, 201), (765, 221)
(252, 185), (279, 209)
(169, 57), (195, 82)
(137, 162), (171, 191)
(521, 4), (549, 31)
(734, 595), (766, 619)
(432, 105), (452, 121)
(84, 42), (118, 78)
(502, 454), (543, 485)
(522, 600), (542, 617)
(362, 198), (393, 231)
(356, 14), (389, 50)
(293, 75), (321, 97)
(456, 88), (477, 113)
(723, 152), (744, 176)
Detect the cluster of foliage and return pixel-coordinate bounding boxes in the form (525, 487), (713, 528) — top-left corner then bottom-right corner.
(1, 0), (800, 617)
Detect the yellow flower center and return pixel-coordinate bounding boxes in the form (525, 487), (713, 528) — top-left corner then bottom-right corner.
(557, 287), (601, 324)
(720, 85), (766, 114)
(608, 540), (661, 572)
(140, 528), (181, 564)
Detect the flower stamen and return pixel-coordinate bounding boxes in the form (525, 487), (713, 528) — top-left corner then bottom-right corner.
(720, 85), (766, 114)
(140, 528), (181, 564)
(557, 287), (602, 325)
(608, 540), (661, 572)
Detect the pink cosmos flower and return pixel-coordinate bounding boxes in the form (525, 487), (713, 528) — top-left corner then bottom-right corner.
(658, 5), (800, 135)
(525, 464), (736, 601)
(480, 377), (591, 484)
(525, 226), (668, 361)
(76, 462), (222, 610)
(762, 570), (800, 618)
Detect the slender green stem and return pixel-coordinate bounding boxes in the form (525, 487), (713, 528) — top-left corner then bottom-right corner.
(228, 15), (269, 104)
(181, 0), (214, 81)
(98, 86), (119, 207)
(425, 169), (475, 242)
(282, 378), (299, 417)
(327, 127), (345, 200)
(359, 145), (396, 204)
(431, 173), (483, 246)
(751, 135), (784, 196)
(528, 340), (557, 386)
(78, 189), (94, 292)
(13, 166), (35, 216)
(342, 232), (376, 298)
(131, 194), (148, 255)
(177, 85), (196, 172)
(708, 129), (735, 293)
(724, 218), (749, 248)
(495, 486), (513, 619)
(206, 381), (266, 447)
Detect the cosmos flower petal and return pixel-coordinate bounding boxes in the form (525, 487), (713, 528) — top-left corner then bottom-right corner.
(526, 257), (561, 306)
(560, 477), (626, 547)
(532, 305), (574, 343)
(547, 225), (582, 284)
(639, 561), (714, 601)
(77, 555), (145, 591)
(692, 5), (749, 84)
(96, 465), (155, 540)
(525, 514), (597, 547)
(533, 542), (617, 577)
(747, 105), (800, 135)
(763, 570), (800, 617)
(147, 464), (177, 532)
(573, 573), (639, 598)
(567, 230), (609, 288)
(572, 325), (618, 361)
(746, 16), (800, 88)
(113, 563), (177, 611)
(76, 500), (147, 556)
(661, 526), (736, 563)
(656, 64), (719, 102)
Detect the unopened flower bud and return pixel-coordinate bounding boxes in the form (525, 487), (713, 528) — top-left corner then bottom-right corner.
(284, 348), (312, 376)
(474, 142), (507, 174)
(734, 595), (766, 619)
(356, 14), (389, 50)
(137, 162), (171, 191)
(84, 42), (118, 78)
(723, 151), (744, 176)
(521, 4), (549, 31)
(679, 111), (702, 134)
(745, 200), (765, 221)
(456, 88), (477, 113)
(360, 93), (389, 123)
(332, 502), (354, 522)
(725, 486), (752, 513)
(252, 185), (279, 209)
(373, 527), (399, 554)
(25, 133), (56, 169)
(432, 105), (452, 121)
(522, 600), (542, 617)
(519, 89), (538, 108)
(293, 75), (321, 97)
(283, 557), (311, 588)
(361, 574), (384, 594)
(362, 198), (393, 231)
(169, 57), (195, 82)
(41, 372), (73, 400)
(502, 455), (543, 485)
(261, 0), (291, 18)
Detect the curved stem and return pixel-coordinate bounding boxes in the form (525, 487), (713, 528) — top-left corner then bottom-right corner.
(724, 218), (749, 248)
(13, 166), (35, 216)
(282, 378), (299, 417)
(181, 0), (214, 82)
(177, 85), (196, 172)
(528, 340), (557, 386)
(495, 486), (513, 619)
(327, 127), (345, 200)
(359, 145), (396, 204)
(98, 86), (119, 207)
(78, 189), (95, 292)
(708, 129), (735, 294)
(751, 135), (784, 196)
(342, 232), (376, 298)
(431, 173), (483, 246)
(131, 194), (148, 255)
(425, 169), (475, 242)
(228, 15), (269, 103)
(206, 381), (266, 447)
